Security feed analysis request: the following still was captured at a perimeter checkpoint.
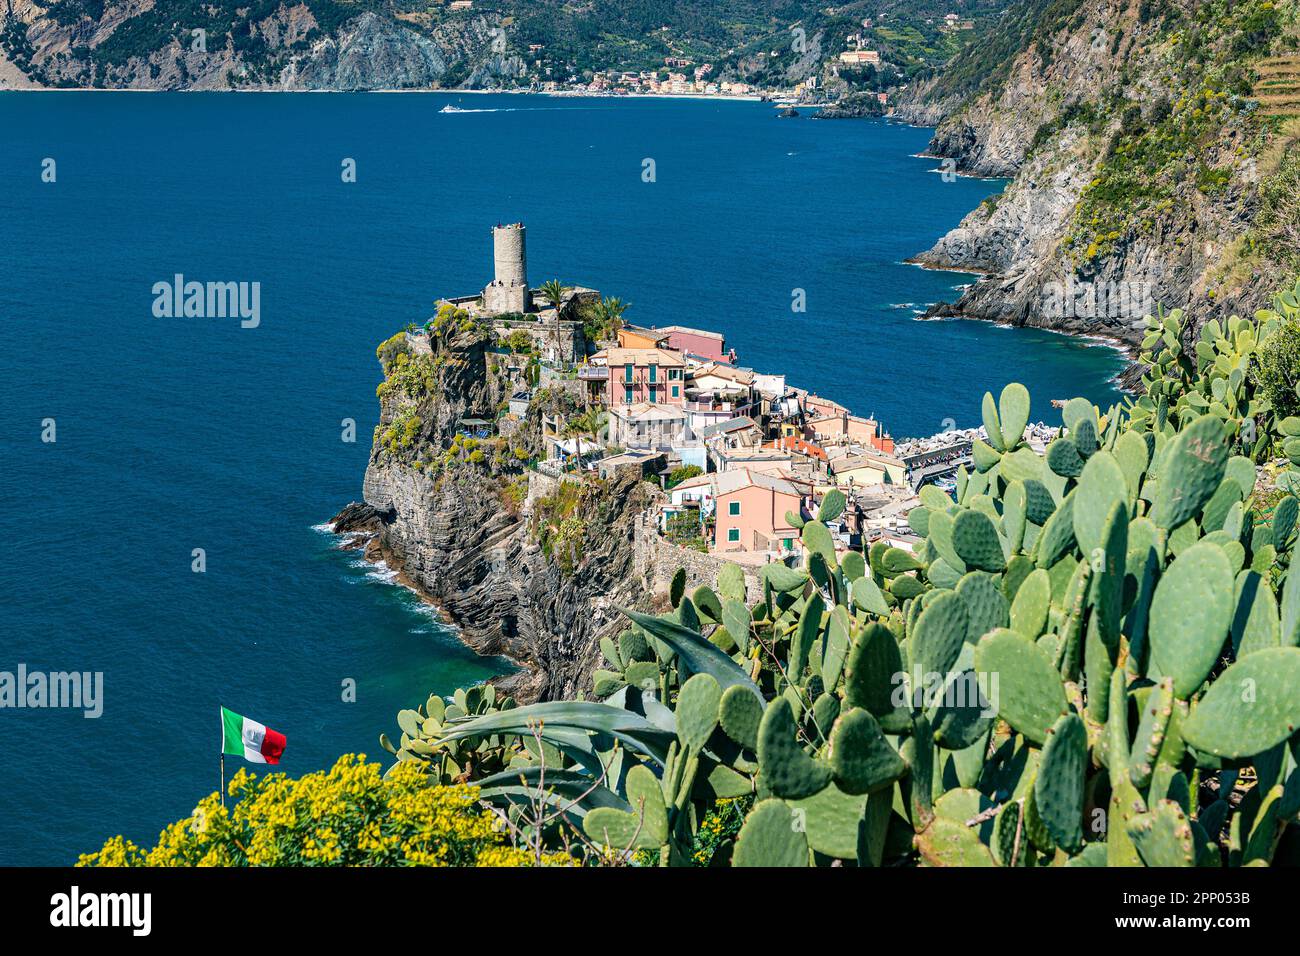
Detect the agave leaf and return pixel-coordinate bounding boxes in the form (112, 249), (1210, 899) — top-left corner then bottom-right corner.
(474, 767), (633, 817)
(438, 700), (676, 765)
(622, 607), (764, 703)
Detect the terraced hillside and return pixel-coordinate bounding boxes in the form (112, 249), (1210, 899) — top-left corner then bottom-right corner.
(1256, 53), (1300, 116)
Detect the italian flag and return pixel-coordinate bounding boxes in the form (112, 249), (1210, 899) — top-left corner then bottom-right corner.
(221, 706), (286, 765)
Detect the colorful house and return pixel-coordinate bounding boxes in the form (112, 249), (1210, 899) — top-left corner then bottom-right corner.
(653, 325), (730, 363)
(608, 401), (689, 451)
(828, 450), (907, 488)
(712, 469), (808, 555)
(617, 326), (672, 350)
(806, 412), (895, 454)
(689, 362), (755, 400)
(590, 347), (687, 406)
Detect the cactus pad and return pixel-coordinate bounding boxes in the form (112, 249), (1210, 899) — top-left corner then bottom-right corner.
(1148, 541), (1234, 697)
(827, 708), (906, 794)
(1009, 567), (1051, 640)
(758, 697), (833, 798)
(1034, 713), (1086, 854)
(973, 628), (1068, 744)
(583, 765), (668, 849)
(1126, 799), (1195, 867)
(718, 683), (762, 751)
(733, 799), (808, 867)
(676, 673), (722, 752)
(952, 509), (1006, 572)
(910, 590), (970, 684)
(1150, 413), (1229, 530)
(1181, 647), (1300, 758)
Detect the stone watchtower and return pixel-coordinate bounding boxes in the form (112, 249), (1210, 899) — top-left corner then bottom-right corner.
(482, 222), (531, 314)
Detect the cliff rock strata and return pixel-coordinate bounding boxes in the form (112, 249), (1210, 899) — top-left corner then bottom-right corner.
(332, 330), (661, 703)
(900, 0), (1293, 353)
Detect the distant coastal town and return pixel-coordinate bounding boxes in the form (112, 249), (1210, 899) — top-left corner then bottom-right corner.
(518, 34), (896, 107)
(434, 12), (969, 108)
(413, 222), (1061, 568)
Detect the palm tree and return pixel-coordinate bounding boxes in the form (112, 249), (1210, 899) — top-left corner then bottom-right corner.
(593, 296), (630, 341)
(540, 279), (570, 317)
(539, 279), (571, 364)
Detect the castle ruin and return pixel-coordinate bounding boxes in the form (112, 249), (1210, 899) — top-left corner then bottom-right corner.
(443, 222), (597, 367)
(482, 223), (532, 314)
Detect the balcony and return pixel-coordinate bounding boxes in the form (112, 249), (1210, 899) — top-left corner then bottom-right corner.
(683, 399), (738, 414)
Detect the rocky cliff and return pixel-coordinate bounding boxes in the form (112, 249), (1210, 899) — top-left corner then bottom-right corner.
(332, 325), (660, 703)
(0, 0), (841, 91)
(898, 0), (1300, 349)
(0, 1), (528, 90)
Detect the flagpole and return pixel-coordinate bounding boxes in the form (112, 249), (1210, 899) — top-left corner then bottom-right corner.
(220, 751), (225, 810)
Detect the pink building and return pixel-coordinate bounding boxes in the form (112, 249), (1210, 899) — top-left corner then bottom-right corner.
(806, 412), (895, 454)
(712, 469), (808, 554)
(590, 347), (686, 406)
(652, 325), (731, 364)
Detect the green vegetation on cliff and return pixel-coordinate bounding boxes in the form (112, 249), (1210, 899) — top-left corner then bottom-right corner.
(1062, 0), (1294, 265)
(86, 279), (1300, 867)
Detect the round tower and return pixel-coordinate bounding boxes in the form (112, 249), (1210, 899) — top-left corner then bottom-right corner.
(493, 223), (528, 289)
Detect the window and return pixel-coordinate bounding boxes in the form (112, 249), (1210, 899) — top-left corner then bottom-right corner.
(728, 501), (741, 516)
(648, 387), (656, 404)
(671, 385), (679, 398)
(649, 363), (657, 384)
(624, 363), (634, 384)
(669, 368), (681, 380)
(727, 528), (740, 543)
(783, 538), (793, 550)
(624, 386), (633, 404)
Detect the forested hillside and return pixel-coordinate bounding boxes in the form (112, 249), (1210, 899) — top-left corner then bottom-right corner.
(0, 0), (999, 90)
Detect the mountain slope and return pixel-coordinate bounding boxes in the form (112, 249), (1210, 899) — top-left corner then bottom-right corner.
(0, 0), (1004, 91)
(901, 0), (1300, 347)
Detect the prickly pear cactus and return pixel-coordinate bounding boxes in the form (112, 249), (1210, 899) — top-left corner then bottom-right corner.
(391, 285), (1300, 866)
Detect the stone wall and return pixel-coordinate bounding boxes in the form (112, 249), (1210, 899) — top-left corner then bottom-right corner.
(491, 318), (585, 365)
(633, 511), (763, 605)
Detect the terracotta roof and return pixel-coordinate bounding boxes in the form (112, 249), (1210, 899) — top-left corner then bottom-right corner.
(612, 401), (688, 421)
(655, 325), (725, 341)
(713, 468), (803, 498)
(831, 450), (905, 471)
(593, 347), (686, 367)
(691, 362), (755, 386)
(699, 417), (759, 439)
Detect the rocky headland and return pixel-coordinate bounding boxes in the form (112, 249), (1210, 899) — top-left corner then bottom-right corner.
(328, 323), (667, 703)
(889, 0), (1298, 356)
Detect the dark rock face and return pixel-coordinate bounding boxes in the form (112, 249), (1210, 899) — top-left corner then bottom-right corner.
(334, 330), (658, 703)
(900, 0), (1277, 362)
(284, 12), (527, 91)
(2, 2), (526, 90)
(339, 466), (654, 702)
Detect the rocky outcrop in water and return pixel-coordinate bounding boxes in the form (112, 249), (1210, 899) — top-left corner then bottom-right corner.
(901, 0), (1292, 353)
(332, 329), (661, 703)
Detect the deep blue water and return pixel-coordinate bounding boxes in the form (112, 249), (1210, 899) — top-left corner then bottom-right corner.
(0, 92), (1123, 865)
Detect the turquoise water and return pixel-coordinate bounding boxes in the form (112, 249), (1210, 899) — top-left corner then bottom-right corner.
(0, 92), (1123, 864)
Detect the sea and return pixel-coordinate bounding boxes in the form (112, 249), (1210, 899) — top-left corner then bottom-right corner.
(0, 91), (1124, 864)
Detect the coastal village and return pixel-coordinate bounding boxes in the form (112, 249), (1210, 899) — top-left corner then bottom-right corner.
(514, 16), (963, 107)
(416, 223), (1060, 569)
